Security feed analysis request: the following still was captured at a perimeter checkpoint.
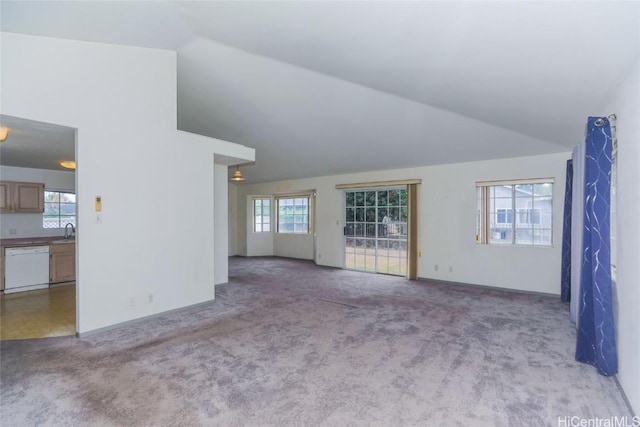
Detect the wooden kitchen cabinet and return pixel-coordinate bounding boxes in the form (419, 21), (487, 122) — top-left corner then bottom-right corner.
(14, 182), (45, 212)
(0, 182), (10, 212)
(0, 181), (45, 213)
(50, 243), (76, 284)
(0, 249), (4, 291)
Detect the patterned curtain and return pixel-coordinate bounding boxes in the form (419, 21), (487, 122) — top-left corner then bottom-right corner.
(575, 117), (617, 376)
(560, 159), (573, 302)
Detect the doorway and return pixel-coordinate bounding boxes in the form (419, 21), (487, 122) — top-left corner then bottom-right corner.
(344, 187), (408, 276)
(0, 115), (77, 340)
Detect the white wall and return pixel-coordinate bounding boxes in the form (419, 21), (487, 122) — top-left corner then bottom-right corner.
(234, 152), (569, 294)
(214, 164), (228, 285)
(0, 165), (75, 238)
(606, 58), (640, 414)
(420, 156), (566, 293)
(274, 233), (314, 260)
(228, 182), (238, 256)
(1, 32), (253, 333)
(240, 192), (315, 260)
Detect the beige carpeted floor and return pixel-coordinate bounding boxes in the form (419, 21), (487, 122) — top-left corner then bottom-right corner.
(0, 257), (633, 426)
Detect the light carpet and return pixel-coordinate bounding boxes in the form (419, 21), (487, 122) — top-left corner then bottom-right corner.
(0, 257), (632, 426)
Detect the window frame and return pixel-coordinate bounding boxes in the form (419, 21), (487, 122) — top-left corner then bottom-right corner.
(276, 195), (311, 234)
(43, 190), (76, 229)
(252, 197), (272, 233)
(476, 178), (554, 247)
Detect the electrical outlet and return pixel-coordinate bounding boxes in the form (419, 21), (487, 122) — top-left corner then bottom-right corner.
(129, 297), (135, 308)
(9, 228), (17, 235)
(449, 266), (453, 273)
(148, 294), (153, 304)
(318, 253), (322, 259)
(434, 264), (438, 271)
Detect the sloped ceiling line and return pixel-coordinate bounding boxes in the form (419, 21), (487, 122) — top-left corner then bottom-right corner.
(1, 1), (638, 182)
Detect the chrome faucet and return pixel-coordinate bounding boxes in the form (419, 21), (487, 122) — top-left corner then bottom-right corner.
(64, 223), (75, 239)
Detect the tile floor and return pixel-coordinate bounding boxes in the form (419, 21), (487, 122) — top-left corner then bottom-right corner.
(0, 283), (76, 341)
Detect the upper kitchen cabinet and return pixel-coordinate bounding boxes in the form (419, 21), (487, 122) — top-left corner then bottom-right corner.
(0, 181), (45, 213)
(0, 182), (10, 211)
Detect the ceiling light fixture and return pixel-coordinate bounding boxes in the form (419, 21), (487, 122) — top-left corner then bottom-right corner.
(59, 160), (76, 170)
(230, 165), (245, 182)
(0, 127), (8, 141)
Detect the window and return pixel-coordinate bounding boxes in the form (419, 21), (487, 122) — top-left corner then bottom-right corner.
(476, 179), (553, 246)
(277, 197), (309, 233)
(43, 191), (76, 229)
(253, 198), (271, 232)
(496, 208), (512, 224)
(517, 208), (541, 225)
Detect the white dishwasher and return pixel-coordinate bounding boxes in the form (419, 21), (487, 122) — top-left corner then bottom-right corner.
(4, 246), (50, 294)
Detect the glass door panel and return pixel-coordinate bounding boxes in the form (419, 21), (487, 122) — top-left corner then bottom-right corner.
(344, 187), (407, 276)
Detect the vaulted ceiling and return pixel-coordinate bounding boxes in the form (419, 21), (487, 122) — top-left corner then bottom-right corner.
(2, 1), (639, 182)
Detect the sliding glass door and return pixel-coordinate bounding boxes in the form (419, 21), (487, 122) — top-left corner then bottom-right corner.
(344, 187), (407, 276)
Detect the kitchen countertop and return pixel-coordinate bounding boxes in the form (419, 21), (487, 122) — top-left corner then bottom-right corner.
(1, 236), (75, 249)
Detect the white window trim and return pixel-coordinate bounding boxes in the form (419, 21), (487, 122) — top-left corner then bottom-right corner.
(276, 195), (311, 234)
(43, 189), (76, 230)
(477, 177), (555, 186)
(252, 197), (272, 233)
(476, 179), (554, 247)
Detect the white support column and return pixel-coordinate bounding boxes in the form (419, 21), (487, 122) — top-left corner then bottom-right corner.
(214, 164), (229, 285)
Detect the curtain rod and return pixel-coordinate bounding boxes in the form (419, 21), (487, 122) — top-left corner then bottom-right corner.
(594, 114), (616, 127)
(335, 179), (422, 190)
